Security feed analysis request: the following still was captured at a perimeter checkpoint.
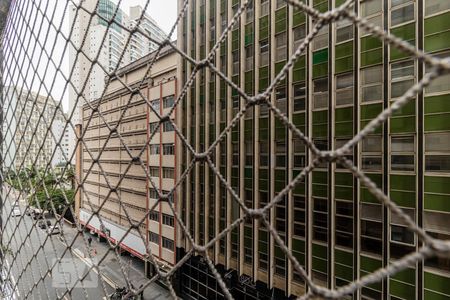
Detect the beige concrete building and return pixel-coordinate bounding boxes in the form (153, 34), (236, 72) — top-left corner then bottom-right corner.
(79, 45), (178, 268)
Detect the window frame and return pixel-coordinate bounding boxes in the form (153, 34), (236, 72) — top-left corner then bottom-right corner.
(390, 59), (416, 101)
(335, 72), (354, 107)
(361, 65), (383, 103)
(390, 0), (415, 28)
(390, 135), (416, 173)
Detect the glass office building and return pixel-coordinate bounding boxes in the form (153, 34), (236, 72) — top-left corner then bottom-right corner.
(177, 0), (450, 299)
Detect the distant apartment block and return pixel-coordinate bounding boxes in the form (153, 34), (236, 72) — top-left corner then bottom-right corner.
(3, 86), (66, 171)
(126, 5), (168, 61)
(78, 45), (178, 272)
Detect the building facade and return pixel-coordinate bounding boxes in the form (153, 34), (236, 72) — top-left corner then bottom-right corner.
(126, 5), (168, 62)
(68, 0), (167, 165)
(3, 86), (66, 170)
(79, 46), (178, 271)
(177, 0), (450, 299)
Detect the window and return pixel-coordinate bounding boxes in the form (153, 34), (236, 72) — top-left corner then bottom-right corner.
(275, 141), (286, 168)
(424, 211), (450, 235)
(293, 82), (306, 112)
(162, 214), (174, 227)
(259, 39), (269, 66)
(390, 207), (415, 245)
(275, 86), (287, 114)
(163, 120), (175, 132)
(312, 25), (328, 50)
(232, 51), (239, 75)
(425, 0), (450, 16)
(260, 141), (268, 167)
(425, 132), (450, 172)
(293, 139), (306, 168)
(423, 211), (450, 271)
(362, 136), (382, 152)
(312, 198), (328, 242)
(275, 32), (287, 61)
(276, 0), (286, 8)
(391, 136), (415, 172)
(149, 122), (159, 133)
(360, 203), (383, 255)
(335, 19), (353, 43)
(149, 231), (159, 244)
(260, 0), (269, 16)
(361, 136), (382, 171)
(149, 144), (160, 155)
(245, 45), (253, 71)
(293, 24), (306, 50)
(425, 52), (450, 95)
(245, 140), (253, 165)
(232, 142), (239, 165)
(149, 189), (159, 199)
(293, 195), (306, 237)
(162, 237), (174, 250)
(150, 99), (160, 111)
(335, 139), (353, 164)
(163, 143), (175, 155)
(246, 0), (254, 20)
(163, 95), (175, 108)
(390, 0), (414, 27)
(391, 60), (415, 99)
(335, 200), (353, 248)
(361, 65), (383, 103)
(162, 167), (174, 179)
(335, 73), (353, 107)
(149, 210), (159, 221)
(149, 166), (159, 177)
(313, 78), (328, 109)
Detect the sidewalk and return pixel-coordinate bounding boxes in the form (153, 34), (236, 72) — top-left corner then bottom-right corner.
(60, 224), (171, 299)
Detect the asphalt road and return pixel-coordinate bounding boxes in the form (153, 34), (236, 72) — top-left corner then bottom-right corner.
(1, 187), (115, 299)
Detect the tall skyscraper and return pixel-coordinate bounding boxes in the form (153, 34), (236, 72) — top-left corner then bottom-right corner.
(177, 0), (450, 299)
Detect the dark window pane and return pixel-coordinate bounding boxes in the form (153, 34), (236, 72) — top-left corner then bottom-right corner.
(425, 155), (450, 172)
(391, 225), (414, 245)
(391, 155), (415, 171)
(390, 242), (415, 259)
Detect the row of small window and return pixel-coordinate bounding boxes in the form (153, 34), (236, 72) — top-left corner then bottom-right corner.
(361, 0), (450, 31)
(360, 0), (415, 30)
(252, 59), (431, 113)
(149, 211), (175, 227)
(149, 166), (175, 179)
(311, 56), (450, 110)
(149, 95), (175, 110)
(149, 231), (174, 250)
(149, 143), (175, 155)
(307, 198), (450, 267)
(149, 120), (175, 133)
(361, 133), (450, 173)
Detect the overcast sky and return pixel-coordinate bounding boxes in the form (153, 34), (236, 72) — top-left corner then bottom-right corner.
(3, 0), (177, 113)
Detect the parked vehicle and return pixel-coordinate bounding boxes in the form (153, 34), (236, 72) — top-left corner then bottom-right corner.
(12, 205), (21, 217)
(38, 220), (51, 229)
(31, 209), (48, 220)
(47, 224), (60, 235)
(25, 207), (35, 216)
(109, 287), (136, 300)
